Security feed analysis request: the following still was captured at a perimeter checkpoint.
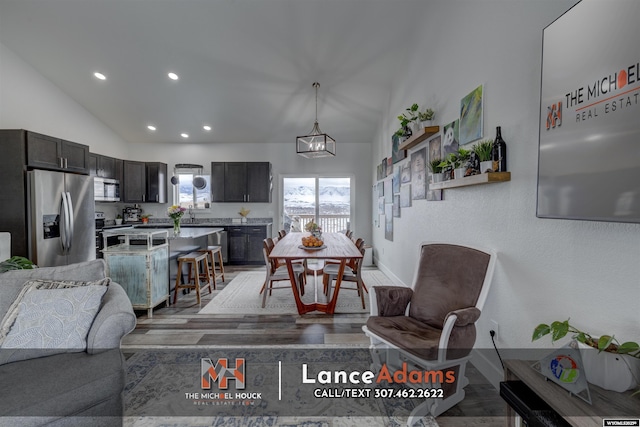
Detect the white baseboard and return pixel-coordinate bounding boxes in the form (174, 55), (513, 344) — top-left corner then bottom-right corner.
(470, 349), (503, 390)
(372, 257), (408, 287)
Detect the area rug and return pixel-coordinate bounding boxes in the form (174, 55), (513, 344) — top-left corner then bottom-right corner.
(123, 348), (439, 427)
(198, 269), (396, 315)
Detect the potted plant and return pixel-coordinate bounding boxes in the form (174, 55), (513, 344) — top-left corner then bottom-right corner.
(141, 214), (152, 224)
(438, 153), (458, 180)
(115, 214), (123, 225)
(532, 319), (640, 393)
(473, 139), (494, 173)
(454, 148), (471, 179)
(238, 207), (250, 224)
(418, 108), (435, 127)
(428, 157), (444, 183)
(395, 103), (420, 137)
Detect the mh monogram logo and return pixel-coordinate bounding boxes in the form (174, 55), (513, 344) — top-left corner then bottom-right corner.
(546, 101), (562, 130)
(201, 358), (246, 390)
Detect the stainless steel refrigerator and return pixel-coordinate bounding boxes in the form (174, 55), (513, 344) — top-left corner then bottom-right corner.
(27, 169), (95, 267)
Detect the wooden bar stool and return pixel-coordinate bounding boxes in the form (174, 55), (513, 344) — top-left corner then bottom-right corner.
(198, 245), (225, 288)
(174, 251), (212, 305)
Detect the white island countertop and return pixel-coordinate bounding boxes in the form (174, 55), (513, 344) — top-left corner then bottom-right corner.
(166, 227), (224, 240)
(130, 226), (224, 240)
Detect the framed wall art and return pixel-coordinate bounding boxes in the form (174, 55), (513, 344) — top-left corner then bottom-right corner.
(392, 133), (407, 164)
(442, 119), (459, 157)
(460, 84), (484, 145)
(411, 147), (427, 200)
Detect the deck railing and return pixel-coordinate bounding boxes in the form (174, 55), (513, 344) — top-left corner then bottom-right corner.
(289, 214), (350, 233)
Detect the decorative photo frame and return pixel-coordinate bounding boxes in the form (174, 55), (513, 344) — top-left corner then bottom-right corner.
(428, 135), (442, 164)
(400, 185), (412, 207)
(460, 84), (484, 145)
(392, 134), (407, 164)
(400, 161), (411, 184)
(393, 167), (401, 194)
(384, 203), (393, 241)
(442, 119), (459, 157)
(411, 147), (427, 200)
(393, 195), (401, 217)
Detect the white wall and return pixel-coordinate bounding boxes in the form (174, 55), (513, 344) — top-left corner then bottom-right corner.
(0, 42), (129, 157)
(372, 0), (640, 385)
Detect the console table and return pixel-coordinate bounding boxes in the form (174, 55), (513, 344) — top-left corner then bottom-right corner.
(504, 359), (639, 427)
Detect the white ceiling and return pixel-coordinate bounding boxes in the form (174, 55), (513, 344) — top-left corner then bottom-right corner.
(0, 0), (427, 145)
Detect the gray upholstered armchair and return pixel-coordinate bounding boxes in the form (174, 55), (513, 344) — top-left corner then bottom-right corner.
(362, 242), (496, 425)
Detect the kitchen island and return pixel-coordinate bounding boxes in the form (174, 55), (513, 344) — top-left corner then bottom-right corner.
(101, 228), (169, 317)
(134, 226), (224, 301)
(102, 227), (225, 314)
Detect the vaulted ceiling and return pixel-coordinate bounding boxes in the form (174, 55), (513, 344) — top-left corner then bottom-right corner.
(0, 0), (427, 145)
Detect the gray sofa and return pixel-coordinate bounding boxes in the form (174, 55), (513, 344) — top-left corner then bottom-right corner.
(0, 259), (137, 427)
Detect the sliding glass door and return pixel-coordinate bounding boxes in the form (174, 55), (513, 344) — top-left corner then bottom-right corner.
(282, 176), (352, 233)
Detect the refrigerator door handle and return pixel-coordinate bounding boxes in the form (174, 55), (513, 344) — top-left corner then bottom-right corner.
(60, 192), (68, 254)
(66, 191), (75, 252)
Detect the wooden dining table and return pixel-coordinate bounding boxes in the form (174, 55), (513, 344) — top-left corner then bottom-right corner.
(268, 232), (363, 314)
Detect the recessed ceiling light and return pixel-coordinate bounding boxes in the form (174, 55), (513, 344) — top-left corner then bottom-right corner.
(147, 125), (157, 131)
(168, 72), (179, 80)
(181, 133), (189, 138)
(203, 125), (212, 131)
(93, 72), (106, 80)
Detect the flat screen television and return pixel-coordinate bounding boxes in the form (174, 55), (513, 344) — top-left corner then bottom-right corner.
(537, 0), (640, 223)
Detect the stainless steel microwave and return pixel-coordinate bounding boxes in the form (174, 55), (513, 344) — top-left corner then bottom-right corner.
(94, 177), (120, 202)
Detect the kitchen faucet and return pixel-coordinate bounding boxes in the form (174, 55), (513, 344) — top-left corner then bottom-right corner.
(188, 205), (195, 224)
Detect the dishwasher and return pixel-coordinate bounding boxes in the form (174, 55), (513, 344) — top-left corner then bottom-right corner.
(209, 230), (228, 263)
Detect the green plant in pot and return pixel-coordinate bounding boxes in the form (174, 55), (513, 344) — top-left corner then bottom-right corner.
(473, 139), (494, 173)
(438, 153), (459, 180)
(428, 157), (444, 183)
(533, 319), (640, 394)
(395, 103), (420, 137)
(418, 108), (435, 124)
(453, 148), (471, 179)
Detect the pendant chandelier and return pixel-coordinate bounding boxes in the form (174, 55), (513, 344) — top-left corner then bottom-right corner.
(296, 82), (336, 158)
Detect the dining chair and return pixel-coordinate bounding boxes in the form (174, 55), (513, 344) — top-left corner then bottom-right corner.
(260, 239), (306, 307)
(265, 236), (307, 285)
(362, 242), (496, 425)
(322, 244), (367, 308)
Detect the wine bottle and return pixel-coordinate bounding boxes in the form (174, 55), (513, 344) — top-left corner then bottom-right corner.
(492, 126), (507, 172)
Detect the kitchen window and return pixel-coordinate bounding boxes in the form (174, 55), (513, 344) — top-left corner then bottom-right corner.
(173, 165), (211, 209)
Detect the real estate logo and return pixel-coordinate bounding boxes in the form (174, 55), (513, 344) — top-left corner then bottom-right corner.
(546, 101), (562, 130)
(201, 357), (245, 390)
(556, 60), (640, 125)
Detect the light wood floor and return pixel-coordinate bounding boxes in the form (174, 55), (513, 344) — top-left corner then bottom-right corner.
(123, 265), (506, 424)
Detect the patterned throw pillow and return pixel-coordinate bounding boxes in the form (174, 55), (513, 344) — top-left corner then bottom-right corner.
(0, 278), (109, 365)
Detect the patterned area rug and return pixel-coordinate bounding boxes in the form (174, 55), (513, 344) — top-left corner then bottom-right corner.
(198, 269), (395, 315)
(123, 348), (439, 427)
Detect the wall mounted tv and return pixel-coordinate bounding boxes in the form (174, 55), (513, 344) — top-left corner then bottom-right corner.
(537, 0), (640, 223)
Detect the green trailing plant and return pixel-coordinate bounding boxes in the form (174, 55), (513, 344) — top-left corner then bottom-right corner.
(395, 103), (420, 137)
(473, 139), (494, 162)
(532, 319), (640, 358)
(533, 319), (640, 397)
(0, 256), (37, 273)
(428, 158), (443, 173)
